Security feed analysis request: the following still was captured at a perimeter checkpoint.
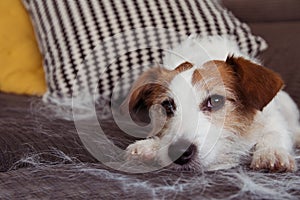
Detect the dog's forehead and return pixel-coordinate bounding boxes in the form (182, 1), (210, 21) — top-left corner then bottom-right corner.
(169, 66), (196, 94)
(168, 66), (204, 112)
(169, 61), (229, 92)
(168, 66), (203, 134)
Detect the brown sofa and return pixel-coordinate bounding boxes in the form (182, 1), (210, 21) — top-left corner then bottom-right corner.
(0, 1), (299, 199)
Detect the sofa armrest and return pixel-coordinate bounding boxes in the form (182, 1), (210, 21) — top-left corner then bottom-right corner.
(221, 0), (300, 22)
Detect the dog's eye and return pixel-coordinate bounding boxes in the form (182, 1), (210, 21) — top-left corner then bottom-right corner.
(204, 95), (225, 111)
(161, 99), (175, 117)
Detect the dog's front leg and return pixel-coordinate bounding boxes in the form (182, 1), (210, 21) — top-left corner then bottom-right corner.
(125, 136), (160, 162)
(250, 130), (296, 172)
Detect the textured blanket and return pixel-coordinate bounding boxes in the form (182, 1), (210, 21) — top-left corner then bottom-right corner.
(0, 93), (300, 199)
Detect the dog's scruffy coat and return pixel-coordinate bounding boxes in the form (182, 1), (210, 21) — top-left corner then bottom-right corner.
(122, 36), (300, 172)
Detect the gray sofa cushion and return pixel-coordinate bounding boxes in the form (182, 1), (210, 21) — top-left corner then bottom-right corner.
(222, 0), (300, 22)
(249, 21), (300, 106)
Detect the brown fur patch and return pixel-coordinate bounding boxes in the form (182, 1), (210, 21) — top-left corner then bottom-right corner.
(192, 69), (203, 85)
(175, 62), (193, 73)
(123, 62), (195, 116)
(200, 58), (284, 135)
(195, 60), (253, 134)
(120, 67), (174, 122)
(122, 62), (193, 126)
(225, 56), (284, 111)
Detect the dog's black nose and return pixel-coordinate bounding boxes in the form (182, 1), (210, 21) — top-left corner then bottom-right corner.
(168, 140), (197, 165)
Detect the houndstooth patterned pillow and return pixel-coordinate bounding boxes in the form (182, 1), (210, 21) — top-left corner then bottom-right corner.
(23, 0), (267, 103)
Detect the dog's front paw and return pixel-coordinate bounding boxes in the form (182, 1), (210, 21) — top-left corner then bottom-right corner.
(250, 147), (296, 172)
(125, 137), (160, 162)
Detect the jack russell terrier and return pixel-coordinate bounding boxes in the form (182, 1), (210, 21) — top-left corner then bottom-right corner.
(121, 36), (300, 172)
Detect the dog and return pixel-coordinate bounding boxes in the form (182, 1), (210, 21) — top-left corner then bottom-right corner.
(121, 36), (300, 172)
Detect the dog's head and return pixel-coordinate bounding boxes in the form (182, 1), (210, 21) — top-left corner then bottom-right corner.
(121, 56), (283, 171)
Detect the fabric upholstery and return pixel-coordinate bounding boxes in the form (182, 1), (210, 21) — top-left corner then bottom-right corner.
(222, 0), (300, 22)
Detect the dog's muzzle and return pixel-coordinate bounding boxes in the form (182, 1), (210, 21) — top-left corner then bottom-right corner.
(168, 139), (197, 165)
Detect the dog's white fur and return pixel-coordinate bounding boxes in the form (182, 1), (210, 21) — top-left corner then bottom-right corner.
(124, 36), (300, 172)
(163, 35), (255, 69)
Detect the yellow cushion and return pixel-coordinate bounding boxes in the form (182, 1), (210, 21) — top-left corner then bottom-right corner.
(0, 0), (46, 96)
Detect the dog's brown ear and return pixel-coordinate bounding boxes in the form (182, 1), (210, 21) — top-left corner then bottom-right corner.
(120, 67), (171, 123)
(226, 56), (284, 111)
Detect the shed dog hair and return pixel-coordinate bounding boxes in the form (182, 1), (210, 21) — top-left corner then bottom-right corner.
(121, 36), (300, 172)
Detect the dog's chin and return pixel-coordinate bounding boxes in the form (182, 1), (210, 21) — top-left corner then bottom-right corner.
(165, 161), (240, 173)
(159, 153), (245, 172)
(156, 155), (208, 172)
(164, 161), (204, 173)
(206, 163), (240, 171)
